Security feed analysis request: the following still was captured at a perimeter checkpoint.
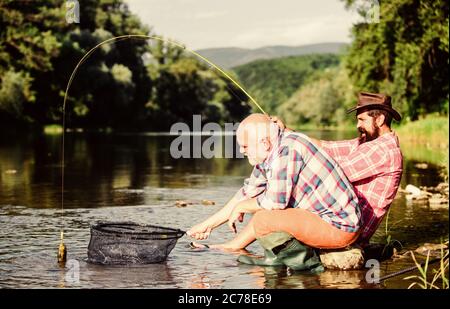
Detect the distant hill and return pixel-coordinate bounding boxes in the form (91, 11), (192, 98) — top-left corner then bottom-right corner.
(196, 43), (347, 68)
(232, 53), (341, 113)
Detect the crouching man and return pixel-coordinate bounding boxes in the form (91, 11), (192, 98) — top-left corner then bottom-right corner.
(187, 113), (361, 252)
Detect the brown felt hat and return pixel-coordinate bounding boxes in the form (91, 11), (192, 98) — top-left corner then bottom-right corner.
(347, 92), (402, 121)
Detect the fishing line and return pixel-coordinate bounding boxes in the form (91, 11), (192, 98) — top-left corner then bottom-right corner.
(59, 34), (267, 263)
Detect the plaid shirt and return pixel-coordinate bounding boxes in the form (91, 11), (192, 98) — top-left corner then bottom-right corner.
(321, 132), (403, 243)
(236, 132), (361, 233)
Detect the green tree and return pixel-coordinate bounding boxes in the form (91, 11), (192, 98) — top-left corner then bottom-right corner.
(146, 41), (250, 130)
(0, 0), (250, 131)
(278, 65), (355, 127)
(233, 54), (341, 114)
(0, 0), (152, 129)
(0, 0), (63, 125)
(0, 69), (35, 123)
(343, 0), (449, 120)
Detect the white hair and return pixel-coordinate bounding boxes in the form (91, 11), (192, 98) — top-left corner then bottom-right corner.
(240, 120), (280, 143)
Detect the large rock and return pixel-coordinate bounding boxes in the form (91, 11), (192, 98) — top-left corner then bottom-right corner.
(319, 246), (365, 270)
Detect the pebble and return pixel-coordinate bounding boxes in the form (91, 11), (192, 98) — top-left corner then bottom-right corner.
(175, 199), (216, 207)
(201, 199), (215, 206)
(405, 184), (421, 196)
(414, 163), (429, 169)
(415, 243), (448, 257)
(402, 182), (448, 206)
(175, 200), (193, 207)
(429, 194), (448, 205)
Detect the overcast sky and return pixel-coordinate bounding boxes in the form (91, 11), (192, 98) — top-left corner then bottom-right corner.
(125, 0), (361, 50)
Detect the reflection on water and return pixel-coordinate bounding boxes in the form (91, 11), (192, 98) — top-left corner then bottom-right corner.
(0, 131), (448, 288)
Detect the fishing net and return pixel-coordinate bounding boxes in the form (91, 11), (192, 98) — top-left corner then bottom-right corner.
(87, 221), (185, 265)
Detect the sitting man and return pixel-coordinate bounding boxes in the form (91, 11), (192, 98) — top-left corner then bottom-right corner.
(187, 113), (362, 251)
(274, 92), (404, 245)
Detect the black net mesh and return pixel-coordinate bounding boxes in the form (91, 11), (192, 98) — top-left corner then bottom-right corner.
(87, 221), (185, 265)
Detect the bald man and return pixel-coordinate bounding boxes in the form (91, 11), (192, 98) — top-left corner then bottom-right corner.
(187, 114), (361, 250)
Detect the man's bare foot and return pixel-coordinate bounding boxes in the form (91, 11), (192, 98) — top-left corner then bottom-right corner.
(189, 242), (209, 249)
(189, 241), (247, 253)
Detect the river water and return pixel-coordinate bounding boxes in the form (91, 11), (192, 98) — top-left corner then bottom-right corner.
(0, 131), (448, 288)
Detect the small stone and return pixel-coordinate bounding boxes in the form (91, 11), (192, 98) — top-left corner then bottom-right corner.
(201, 199), (215, 206)
(175, 200), (193, 207)
(414, 163), (429, 169)
(415, 243), (448, 257)
(436, 182), (449, 195)
(406, 193), (429, 202)
(429, 194), (448, 205)
(4, 169), (17, 174)
(418, 186), (438, 193)
(436, 182), (449, 190)
(405, 184), (421, 196)
(414, 194), (429, 201)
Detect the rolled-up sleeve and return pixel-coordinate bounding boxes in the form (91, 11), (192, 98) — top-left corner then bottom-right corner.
(234, 165), (267, 201)
(256, 146), (303, 210)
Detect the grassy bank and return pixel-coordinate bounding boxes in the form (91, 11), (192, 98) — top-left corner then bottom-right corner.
(395, 114), (449, 148)
(395, 115), (448, 170)
(293, 115), (448, 169)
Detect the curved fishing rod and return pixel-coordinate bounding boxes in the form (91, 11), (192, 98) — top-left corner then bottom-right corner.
(58, 34), (267, 263)
(378, 258), (442, 282)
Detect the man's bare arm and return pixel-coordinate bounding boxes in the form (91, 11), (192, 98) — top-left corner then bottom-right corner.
(228, 198), (261, 233)
(187, 191), (244, 239)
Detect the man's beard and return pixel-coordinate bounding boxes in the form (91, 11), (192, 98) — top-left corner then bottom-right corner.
(358, 125), (380, 143)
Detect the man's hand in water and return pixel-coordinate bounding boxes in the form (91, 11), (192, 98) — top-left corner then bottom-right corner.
(227, 198), (261, 233)
(187, 223), (212, 240)
(228, 209), (245, 234)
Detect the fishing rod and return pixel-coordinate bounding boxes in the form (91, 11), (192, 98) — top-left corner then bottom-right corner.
(378, 247), (448, 283)
(58, 34), (267, 263)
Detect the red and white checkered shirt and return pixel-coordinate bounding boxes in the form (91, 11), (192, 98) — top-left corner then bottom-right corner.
(321, 132), (403, 243)
(236, 132), (361, 233)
